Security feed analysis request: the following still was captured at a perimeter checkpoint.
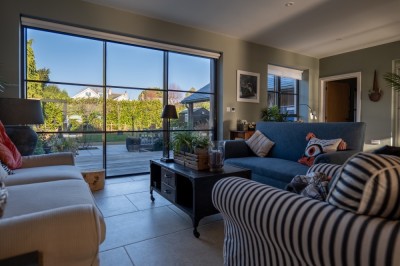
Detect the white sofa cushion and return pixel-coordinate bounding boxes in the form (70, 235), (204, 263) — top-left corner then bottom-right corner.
(5, 165), (83, 186)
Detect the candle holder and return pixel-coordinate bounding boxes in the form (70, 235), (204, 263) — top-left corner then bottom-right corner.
(208, 141), (225, 172)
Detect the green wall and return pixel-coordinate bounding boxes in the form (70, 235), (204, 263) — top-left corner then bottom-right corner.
(320, 41), (400, 148)
(0, 0), (319, 139)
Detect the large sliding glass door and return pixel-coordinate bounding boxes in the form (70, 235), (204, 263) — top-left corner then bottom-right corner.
(22, 23), (217, 177)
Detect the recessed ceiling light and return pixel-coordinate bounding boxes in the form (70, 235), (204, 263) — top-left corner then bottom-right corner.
(285, 2), (295, 7)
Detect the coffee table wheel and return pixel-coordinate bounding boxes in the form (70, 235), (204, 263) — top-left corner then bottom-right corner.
(193, 228), (200, 238)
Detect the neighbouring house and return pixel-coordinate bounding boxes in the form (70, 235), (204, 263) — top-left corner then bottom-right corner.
(72, 88), (129, 101)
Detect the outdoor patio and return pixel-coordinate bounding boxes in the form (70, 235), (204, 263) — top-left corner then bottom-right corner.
(75, 144), (163, 177)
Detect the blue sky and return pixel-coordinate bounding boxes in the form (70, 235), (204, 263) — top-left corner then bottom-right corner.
(28, 29), (211, 100)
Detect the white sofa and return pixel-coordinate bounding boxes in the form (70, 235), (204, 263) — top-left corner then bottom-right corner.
(0, 152), (106, 266)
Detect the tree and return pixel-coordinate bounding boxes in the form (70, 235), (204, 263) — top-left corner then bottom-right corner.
(26, 39), (42, 99)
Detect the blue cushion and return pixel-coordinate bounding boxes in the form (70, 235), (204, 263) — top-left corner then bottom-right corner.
(225, 157), (309, 185)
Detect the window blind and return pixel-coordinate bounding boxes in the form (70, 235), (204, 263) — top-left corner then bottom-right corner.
(21, 17), (221, 59)
(268, 65), (303, 80)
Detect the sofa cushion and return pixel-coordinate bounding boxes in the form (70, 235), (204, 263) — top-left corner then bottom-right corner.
(245, 130), (274, 157)
(0, 121), (22, 170)
(5, 165), (84, 186)
(327, 152), (400, 219)
(2, 179), (98, 217)
(225, 157), (309, 185)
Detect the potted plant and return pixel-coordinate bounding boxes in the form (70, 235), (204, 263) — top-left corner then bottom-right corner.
(172, 132), (210, 170)
(260, 105), (288, 122)
(383, 72), (400, 92)
(192, 135), (210, 155)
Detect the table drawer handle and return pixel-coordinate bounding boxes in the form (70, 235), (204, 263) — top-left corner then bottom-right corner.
(164, 189), (171, 194)
(164, 174), (172, 178)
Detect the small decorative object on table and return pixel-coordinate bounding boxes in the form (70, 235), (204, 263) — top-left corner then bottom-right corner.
(248, 122), (256, 131)
(81, 169), (105, 191)
(237, 119), (249, 131)
(208, 141), (225, 172)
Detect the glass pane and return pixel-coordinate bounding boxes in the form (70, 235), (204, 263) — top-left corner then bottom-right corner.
(26, 29), (103, 85)
(107, 42), (163, 89)
(267, 74), (276, 91)
(280, 77), (297, 94)
(169, 96), (212, 130)
(35, 132), (103, 171)
(267, 92), (278, 107)
(106, 131), (163, 176)
(280, 94), (296, 115)
(168, 53), (211, 92)
(105, 88), (163, 131)
(28, 82), (104, 133)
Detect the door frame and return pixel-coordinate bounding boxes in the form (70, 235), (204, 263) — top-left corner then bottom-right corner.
(319, 72), (362, 122)
(391, 60), (400, 145)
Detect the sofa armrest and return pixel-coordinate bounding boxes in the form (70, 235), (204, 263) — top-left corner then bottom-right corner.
(0, 204), (105, 266)
(224, 140), (253, 159)
(212, 177), (400, 266)
(21, 152), (75, 169)
(313, 150), (358, 165)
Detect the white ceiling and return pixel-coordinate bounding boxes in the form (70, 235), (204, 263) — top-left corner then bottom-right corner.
(83, 0), (400, 58)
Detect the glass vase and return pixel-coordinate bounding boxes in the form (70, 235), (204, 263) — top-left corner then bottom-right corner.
(208, 141), (225, 172)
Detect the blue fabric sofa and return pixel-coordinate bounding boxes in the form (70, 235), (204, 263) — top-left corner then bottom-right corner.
(224, 122), (366, 189)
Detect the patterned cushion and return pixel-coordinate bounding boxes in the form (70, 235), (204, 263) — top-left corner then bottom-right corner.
(327, 152), (400, 219)
(0, 161), (14, 175)
(245, 130), (274, 157)
(0, 181), (7, 218)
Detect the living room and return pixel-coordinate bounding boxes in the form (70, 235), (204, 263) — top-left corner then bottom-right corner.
(1, 0), (400, 265)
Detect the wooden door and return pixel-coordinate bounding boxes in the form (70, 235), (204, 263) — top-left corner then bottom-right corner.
(326, 81), (350, 122)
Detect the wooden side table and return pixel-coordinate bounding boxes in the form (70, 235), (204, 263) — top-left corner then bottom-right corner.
(81, 169), (105, 191)
(230, 130), (255, 140)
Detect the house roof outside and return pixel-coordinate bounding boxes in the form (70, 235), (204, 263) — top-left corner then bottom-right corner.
(180, 84), (210, 104)
(72, 88), (129, 101)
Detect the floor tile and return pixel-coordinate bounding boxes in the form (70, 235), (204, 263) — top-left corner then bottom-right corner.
(100, 206), (191, 251)
(99, 247), (134, 266)
(130, 175), (150, 182)
(95, 195), (139, 217)
(167, 204), (223, 226)
(93, 179), (149, 199)
(125, 221), (224, 266)
(125, 190), (171, 211)
(105, 176), (135, 185)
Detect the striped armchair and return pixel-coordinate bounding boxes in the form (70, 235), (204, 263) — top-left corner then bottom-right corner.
(212, 175), (400, 266)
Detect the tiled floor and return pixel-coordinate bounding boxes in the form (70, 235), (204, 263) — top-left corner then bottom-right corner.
(93, 175), (224, 266)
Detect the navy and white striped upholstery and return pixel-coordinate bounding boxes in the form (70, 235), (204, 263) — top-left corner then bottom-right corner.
(212, 177), (400, 266)
(327, 152), (400, 219)
(306, 163), (342, 177)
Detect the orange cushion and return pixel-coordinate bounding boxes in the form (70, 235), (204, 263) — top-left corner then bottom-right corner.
(0, 121), (22, 169)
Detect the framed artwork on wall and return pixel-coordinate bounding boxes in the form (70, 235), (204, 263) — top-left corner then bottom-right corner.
(237, 70), (260, 103)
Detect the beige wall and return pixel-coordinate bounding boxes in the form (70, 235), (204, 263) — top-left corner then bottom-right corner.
(0, 0), (319, 139)
(320, 41), (400, 149)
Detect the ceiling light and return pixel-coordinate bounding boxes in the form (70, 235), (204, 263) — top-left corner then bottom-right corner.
(285, 2), (295, 7)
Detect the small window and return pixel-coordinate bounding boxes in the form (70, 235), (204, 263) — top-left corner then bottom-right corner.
(267, 74), (299, 121)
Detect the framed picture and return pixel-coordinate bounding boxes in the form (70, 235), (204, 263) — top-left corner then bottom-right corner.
(237, 70), (260, 103)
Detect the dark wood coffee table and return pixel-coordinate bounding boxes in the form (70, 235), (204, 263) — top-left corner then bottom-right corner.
(150, 159), (251, 237)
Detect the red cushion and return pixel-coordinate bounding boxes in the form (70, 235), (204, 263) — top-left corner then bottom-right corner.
(0, 121), (22, 169)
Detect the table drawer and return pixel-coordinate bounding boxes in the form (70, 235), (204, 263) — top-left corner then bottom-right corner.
(161, 182), (176, 203)
(161, 167), (176, 188)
